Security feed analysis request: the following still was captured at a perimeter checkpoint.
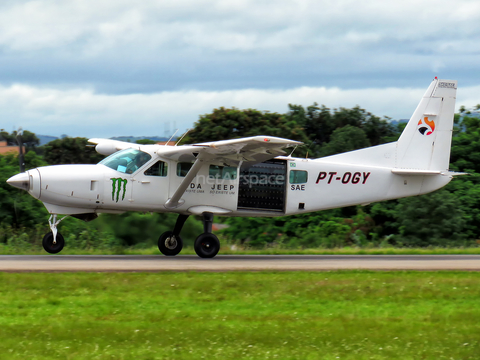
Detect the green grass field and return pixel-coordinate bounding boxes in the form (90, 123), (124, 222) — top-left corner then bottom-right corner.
(0, 271), (479, 359)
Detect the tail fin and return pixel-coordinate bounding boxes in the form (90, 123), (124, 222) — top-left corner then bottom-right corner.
(396, 78), (457, 171)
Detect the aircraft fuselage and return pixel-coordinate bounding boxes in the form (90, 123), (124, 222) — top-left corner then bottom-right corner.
(16, 150), (452, 218)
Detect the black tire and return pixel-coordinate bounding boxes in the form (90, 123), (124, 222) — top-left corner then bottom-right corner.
(42, 232), (65, 254)
(194, 233), (220, 258)
(158, 231), (183, 256)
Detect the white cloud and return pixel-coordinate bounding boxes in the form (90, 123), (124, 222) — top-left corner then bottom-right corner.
(1, 0), (479, 55)
(0, 0), (478, 117)
(1, 81), (477, 138)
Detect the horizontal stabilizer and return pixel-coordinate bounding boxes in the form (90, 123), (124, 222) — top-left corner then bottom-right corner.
(391, 169), (442, 176)
(445, 171), (469, 176)
(392, 169), (469, 176)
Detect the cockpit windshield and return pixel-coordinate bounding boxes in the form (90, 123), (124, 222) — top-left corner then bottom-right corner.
(99, 149), (152, 174)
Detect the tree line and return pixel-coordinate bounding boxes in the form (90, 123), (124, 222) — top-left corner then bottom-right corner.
(1, 102), (479, 249)
(184, 104), (480, 248)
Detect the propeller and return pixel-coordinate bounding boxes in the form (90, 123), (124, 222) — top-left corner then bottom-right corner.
(16, 127), (25, 173)
(11, 127), (25, 227)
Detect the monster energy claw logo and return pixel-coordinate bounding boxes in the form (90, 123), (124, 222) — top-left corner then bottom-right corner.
(111, 178), (128, 202)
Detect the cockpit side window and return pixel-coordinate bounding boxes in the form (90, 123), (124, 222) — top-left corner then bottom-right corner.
(99, 149), (152, 174)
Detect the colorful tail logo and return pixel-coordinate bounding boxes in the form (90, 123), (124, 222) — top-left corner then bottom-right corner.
(418, 117), (435, 135)
(111, 178), (127, 202)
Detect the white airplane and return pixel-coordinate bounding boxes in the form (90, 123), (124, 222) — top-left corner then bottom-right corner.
(7, 78), (459, 258)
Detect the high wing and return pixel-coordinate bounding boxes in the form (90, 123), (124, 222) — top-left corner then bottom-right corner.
(89, 135), (302, 165)
(158, 136), (302, 209)
(157, 136), (302, 166)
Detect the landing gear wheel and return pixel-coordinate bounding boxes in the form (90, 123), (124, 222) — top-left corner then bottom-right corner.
(42, 232), (65, 254)
(194, 233), (220, 258)
(158, 231), (183, 256)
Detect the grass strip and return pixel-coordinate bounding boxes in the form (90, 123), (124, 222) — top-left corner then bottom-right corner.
(0, 271), (479, 359)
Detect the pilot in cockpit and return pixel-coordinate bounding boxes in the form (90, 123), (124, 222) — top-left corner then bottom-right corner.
(126, 152), (150, 174)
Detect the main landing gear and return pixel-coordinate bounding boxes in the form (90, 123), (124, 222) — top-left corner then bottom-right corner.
(194, 212), (220, 258)
(42, 215), (67, 254)
(158, 212), (220, 258)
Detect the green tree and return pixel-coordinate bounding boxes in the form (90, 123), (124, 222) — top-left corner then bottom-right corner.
(444, 175), (480, 240)
(368, 200), (400, 240)
(18, 130), (40, 152)
(184, 107), (309, 146)
(286, 104), (398, 157)
(302, 103), (335, 146)
(136, 139), (157, 145)
(0, 153), (48, 228)
(0, 130), (15, 145)
(42, 137), (104, 165)
(94, 212), (203, 247)
(320, 125), (371, 156)
(395, 190), (467, 246)
(0, 130), (39, 152)
(362, 115), (397, 146)
(450, 116), (480, 173)
(331, 106), (366, 128)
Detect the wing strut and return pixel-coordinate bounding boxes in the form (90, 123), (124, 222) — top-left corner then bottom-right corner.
(164, 155), (206, 209)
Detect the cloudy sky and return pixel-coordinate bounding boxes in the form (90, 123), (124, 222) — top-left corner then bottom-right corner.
(1, 0), (479, 138)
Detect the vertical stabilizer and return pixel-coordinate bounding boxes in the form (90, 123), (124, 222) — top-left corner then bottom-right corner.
(396, 78), (457, 171)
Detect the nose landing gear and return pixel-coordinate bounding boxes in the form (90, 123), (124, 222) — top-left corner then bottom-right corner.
(42, 215), (67, 254)
(42, 232), (65, 254)
(158, 214), (189, 256)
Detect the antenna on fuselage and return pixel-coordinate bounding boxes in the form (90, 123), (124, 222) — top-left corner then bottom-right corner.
(165, 129), (179, 146)
(175, 129), (190, 146)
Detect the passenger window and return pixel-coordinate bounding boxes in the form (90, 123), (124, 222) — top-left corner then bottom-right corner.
(223, 166), (237, 180)
(145, 161), (168, 177)
(177, 162), (193, 177)
(209, 165), (237, 180)
(290, 170), (308, 184)
(209, 165), (222, 179)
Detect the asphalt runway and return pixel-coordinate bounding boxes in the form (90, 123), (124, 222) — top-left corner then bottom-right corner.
(0, 254), (479, 271)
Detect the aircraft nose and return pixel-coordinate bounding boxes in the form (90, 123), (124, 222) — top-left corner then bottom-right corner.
(7, 172), (30, 191)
